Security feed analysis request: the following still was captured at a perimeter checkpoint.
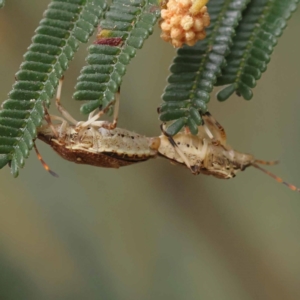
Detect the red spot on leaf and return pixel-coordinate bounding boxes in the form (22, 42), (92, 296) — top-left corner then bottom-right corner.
(94, 37), (123, 46)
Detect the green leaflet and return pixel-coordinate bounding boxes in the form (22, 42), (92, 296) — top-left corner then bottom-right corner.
(73, 0), (160, 114)
(0, 0), (107, 177)
(159, 0), (250, 136)
(0, 0), (5, 8)
(216, 0), (299, 101)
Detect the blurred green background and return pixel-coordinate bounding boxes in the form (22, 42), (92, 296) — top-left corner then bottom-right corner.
(0, 1), (300, 299)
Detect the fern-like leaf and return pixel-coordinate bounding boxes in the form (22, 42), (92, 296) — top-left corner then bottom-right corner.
(73, 0), (160, 114)
(0, 0), (107, 177)
(216, 0), (299, 101)
(159, 0), (250, 136)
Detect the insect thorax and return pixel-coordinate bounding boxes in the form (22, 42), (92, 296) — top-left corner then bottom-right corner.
(158, 133), (205, 165)
(158, 132), (255, 179)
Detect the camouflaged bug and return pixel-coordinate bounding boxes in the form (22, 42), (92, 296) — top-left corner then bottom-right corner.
(36, 78), (299, 192)
(158, 112), (300, 192)
(36, 79), (160, 173)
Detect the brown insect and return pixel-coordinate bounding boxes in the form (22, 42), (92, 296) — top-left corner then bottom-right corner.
(36, 78), (299, 192)
(35, 78), (159, 174)
(158, 112), (300, 192)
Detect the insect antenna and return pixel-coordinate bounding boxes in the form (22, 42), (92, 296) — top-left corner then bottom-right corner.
(254, 159), (279, 166)
(34, 143), (59, 177)
(251, 163), (300, 192)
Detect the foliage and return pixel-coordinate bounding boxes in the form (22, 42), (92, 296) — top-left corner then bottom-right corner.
(74, 0), (160, 114)
(0, 0), (106, 177)
(159, 0), (299, 135)
(216, 0), (299, 101)
(159, 0), (250, 135)
(0, 0), (298, 176)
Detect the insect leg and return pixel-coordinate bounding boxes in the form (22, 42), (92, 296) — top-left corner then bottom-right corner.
(90, 121), (107, 127)
(43, 104), (59, 138)
(203, 123), (214, 139)
(78, 99), (116, 129)
(197, 138), (209, 161)
(81, 89), (120, 130)
(98, 89), (120, 130)
(33, 143), (58, 177)
(110, 89), (120, 129)
(55, 77), (78, 125)
(88, 109), (97, 120)
(45, 114), (70, 139)
(160, 124), (194, 174)
(202, 112), (227, 146)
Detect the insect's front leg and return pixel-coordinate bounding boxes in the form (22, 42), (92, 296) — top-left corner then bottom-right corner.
(43, 104), (59, 138)
(95, 90), (120, 130)
(45, 113), (69, 140)
(55, 77), (78, 125)
(197, 138), (209, 161)
(202, 112), (228, 148)
(102, 90), (119, 130)
(160, 124), (196, 174)
(78, 90), (120, 130)
(56, 116), (69, 140)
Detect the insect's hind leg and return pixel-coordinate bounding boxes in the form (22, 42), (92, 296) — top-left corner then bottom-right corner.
(55, 76), (78, 125)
